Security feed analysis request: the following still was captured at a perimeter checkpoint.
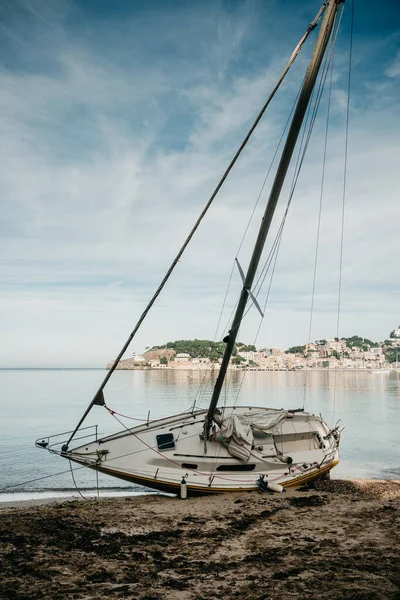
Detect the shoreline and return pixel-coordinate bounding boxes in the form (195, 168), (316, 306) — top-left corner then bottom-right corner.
(109, 365), (396, 373)
(1, 479), (399, 599)
(0, 488), (161, 508)
(0, 475), (396, 508)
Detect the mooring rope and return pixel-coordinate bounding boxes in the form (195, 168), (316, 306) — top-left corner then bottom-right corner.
(69, 459), (89, 500)
(0, 465), (88, 492)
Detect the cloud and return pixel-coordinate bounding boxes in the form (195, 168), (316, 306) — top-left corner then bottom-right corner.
(0, 0), (399, 366)
(385, 49), (400, 78)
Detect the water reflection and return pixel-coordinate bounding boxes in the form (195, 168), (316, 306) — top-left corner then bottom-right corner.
(0, 368), (399, 491)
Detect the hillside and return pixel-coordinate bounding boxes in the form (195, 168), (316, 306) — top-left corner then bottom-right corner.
(106, 333), (399, 370)
(107, 340), (257, 369)
(147, 339), (256, 361)
(285, 335), (399, 364)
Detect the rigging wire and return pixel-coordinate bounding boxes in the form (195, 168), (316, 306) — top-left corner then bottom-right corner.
(244, 5), (344, 322)
(232, 180), (289, 406)
(1, 424), (212, 494)
(216, 86), (303, 343)
(16, 7), (352, 499)
(181, 7), (337, 417)
(191, 84), (306, 415)
(337, 0), (354, 345)
(240, 57), (329, 323)
(191, 88), (304, 415)
(230, 5), (345, 403)
(192, 81), (299, 413)
(333, 0), (354, 424)
(64, 7), (329, 449)
(105, 406), (307, 485)
(221, 15), (340, 342)
(150, 3), (344, 421)
(245, 37), (333, 313)
(254, 219), (284, 346)
(303, 21), (337, 410)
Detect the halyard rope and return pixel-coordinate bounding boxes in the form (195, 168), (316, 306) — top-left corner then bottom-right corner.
(333, 0), (354, 425)
(303, 17), (337, 410)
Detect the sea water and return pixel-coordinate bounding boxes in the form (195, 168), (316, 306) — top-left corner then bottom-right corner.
(0, 368), (399, 502)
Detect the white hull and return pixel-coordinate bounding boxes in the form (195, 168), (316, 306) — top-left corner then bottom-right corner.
(64, 406), (340, 495)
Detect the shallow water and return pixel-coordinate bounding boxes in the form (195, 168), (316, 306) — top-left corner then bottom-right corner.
(0, 368), (399, 501)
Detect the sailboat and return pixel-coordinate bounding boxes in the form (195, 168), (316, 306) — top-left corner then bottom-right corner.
(36, 0), (346, 495)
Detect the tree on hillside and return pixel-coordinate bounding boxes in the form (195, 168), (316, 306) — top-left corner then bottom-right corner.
(341, 335), (378, 349)
(384, 348), (399, 363)
(285, 345), (306, 355)
(232, 355), (246, 365)
(237, 343), (257, 352)
(147, 339), (255, 361)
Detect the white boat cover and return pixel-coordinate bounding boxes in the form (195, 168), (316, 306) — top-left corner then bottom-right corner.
(218, 415), (254, 461)
(218, 410), (290, 461)
(235, 409), (290, 432)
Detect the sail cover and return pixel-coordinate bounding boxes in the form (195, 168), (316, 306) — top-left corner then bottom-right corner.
(235, 409), (290, 432)
(217, 410), (290, 461)
(218, 415), (254, 461)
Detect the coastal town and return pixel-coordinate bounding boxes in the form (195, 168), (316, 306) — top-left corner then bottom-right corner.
(109, 326), (400, 372)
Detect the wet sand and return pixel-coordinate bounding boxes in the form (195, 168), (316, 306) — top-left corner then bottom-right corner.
(1, 479), (399, 600)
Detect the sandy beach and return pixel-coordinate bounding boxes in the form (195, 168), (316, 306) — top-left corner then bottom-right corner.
(1, 479), (399, 600)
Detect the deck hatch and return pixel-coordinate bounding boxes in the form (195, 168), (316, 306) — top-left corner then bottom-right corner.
(156, 433), (175, 450)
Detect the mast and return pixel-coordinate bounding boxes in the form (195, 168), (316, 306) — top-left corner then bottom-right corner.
(205, 0), (343, 435)
(61, 3), (328, 452)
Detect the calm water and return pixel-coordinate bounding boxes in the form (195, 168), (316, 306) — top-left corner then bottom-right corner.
(1, 368), (399, 500)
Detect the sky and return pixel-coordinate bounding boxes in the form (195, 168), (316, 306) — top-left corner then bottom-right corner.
(0, 0), (399, 367)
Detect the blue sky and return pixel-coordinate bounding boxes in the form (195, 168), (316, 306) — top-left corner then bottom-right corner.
(0, 0), (399, 367)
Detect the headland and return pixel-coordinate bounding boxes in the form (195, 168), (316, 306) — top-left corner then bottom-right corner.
(107, 333), (400, 372)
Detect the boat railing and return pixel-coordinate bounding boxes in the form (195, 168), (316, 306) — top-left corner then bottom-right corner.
(317, 448), (339, 470)
(35, 425), (99, 455)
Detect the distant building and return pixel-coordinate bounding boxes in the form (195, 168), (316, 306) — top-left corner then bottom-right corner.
(132, 355), (146, 363)
(237, 351), (259, 362)
(390, 326), (400, 339)
(317, 339), (346, 356)
(369, 347), (383, 356)
(153, 362), (167, 368)
(174, 353), (192, 362)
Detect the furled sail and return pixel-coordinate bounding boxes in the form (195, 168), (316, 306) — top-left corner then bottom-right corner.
(216, 410), (290, 460)
(217, 415), (254, 461)
(234, 410), (290, 433)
